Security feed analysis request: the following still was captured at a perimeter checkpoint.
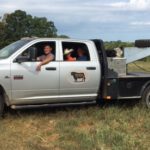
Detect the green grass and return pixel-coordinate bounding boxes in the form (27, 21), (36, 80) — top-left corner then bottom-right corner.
(0, 104), (150, 150)
(0, 61), (149, 150)
(128, 61), (150, 73)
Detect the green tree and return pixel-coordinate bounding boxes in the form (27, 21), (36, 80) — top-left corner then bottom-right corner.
(27, 17), (57, 37)
(0, 22), (5, 39)
(0, 22), (8, 48)
(4, 10), (57, 42)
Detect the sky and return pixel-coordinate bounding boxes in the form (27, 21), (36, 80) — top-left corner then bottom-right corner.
(0, 0), (150, 41)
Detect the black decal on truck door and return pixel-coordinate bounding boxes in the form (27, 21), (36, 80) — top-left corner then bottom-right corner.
(71, 72), (86, 82)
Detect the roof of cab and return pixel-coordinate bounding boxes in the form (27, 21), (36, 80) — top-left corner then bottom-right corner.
(21, 37), (92, 43)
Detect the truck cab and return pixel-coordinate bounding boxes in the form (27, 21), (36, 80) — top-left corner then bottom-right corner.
(0, 38), (101, 110)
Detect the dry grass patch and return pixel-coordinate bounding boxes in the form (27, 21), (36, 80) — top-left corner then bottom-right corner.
(0, 100), (149, 150)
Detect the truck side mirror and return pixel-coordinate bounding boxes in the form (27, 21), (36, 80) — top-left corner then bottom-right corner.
(14, 47), (37, 63)
(14, 57), (29, 64)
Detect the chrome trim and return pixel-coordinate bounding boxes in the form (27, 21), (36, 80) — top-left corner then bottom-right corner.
(18, 94), (97, 100)
(118, 96), (141, 99)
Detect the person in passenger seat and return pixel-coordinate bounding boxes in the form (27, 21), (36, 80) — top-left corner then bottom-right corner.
(36, 45), (54, 71)
(77, 48), (88, 61)
(64, 49), (76, 61)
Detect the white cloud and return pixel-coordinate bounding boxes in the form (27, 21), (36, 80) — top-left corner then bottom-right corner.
(0, 0), (121, 24)
(110, 0), (150, 11)
(131, 21), (150, 26)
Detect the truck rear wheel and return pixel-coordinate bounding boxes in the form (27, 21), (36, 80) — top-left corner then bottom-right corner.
(0, 95), (4, 117)
(142, 86), (150, 108)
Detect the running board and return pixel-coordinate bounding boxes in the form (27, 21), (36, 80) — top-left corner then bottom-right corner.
(10, 101), (96, 109)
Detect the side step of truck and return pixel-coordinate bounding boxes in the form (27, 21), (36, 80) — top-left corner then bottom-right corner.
(10, 101), (96, 109)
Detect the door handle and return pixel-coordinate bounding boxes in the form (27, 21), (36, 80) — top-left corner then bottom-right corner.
(45, 67), (57, 71)
(86, 67), (96, 70)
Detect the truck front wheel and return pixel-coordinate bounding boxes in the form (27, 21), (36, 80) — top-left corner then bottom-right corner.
(142, 86), (150, 108)
(0, 95), (4, 117)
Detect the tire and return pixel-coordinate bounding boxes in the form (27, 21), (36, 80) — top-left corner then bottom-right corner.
(142, 86), (150, 108)
(0, 95), (4, 117)
(135, 40), (150, 48)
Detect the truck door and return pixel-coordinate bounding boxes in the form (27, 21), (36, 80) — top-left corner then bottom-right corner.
(10, 41), (59, 104)
(59, 41), (101, 102)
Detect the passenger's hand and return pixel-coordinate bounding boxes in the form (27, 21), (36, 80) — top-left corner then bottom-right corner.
(36, 64), (42, 71)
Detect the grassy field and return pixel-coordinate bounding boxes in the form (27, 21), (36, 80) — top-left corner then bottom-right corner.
(0, 104), (150, 150)
(128, 61), (150, 73)
(0, 61), (150, 150)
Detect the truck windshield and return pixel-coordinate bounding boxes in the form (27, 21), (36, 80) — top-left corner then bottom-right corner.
(0, 40), (31, 59)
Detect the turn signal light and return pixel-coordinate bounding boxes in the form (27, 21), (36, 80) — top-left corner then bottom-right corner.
(105, 96), (112, 100)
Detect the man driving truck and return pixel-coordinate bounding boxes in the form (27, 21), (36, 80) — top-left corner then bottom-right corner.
(36, 45), (54, 71)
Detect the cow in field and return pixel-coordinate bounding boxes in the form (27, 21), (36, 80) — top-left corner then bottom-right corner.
(71, 72), (86, 82)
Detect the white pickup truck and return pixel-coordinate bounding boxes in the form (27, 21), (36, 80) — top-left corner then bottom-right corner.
(0, 38), (149, 116)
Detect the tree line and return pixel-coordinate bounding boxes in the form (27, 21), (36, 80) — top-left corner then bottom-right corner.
(104, 40), (134, 50)
(0, 10), (134, 50)
(0, 10), (68, 48)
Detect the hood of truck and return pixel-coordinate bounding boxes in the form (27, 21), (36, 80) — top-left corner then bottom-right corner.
(0, 59), (10, 72)
(0, 58), (10, 63)
(0, 58), (10, 64)
(0, 59), (10, 80)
